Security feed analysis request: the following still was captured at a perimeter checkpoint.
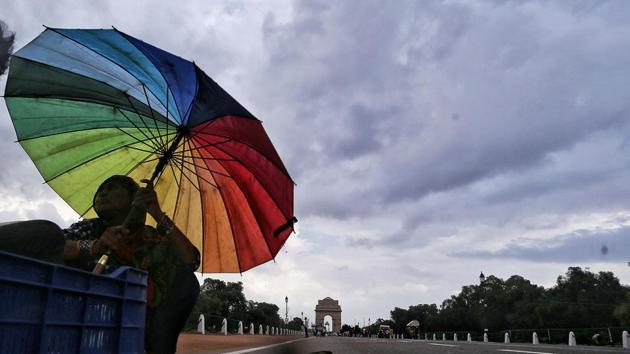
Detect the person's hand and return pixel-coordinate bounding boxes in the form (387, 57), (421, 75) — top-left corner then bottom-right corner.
(133, 179), (163, 219)
(94, 225), (129, 254)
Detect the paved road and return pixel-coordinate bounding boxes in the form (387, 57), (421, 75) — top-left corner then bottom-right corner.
(224, 337), (628, 354)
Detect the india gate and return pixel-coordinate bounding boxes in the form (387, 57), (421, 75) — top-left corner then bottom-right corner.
(314, 297), (341, 332)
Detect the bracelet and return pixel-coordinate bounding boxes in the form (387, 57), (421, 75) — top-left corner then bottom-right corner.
(157, 213), (175, 236)
(78, 239), (94, 258)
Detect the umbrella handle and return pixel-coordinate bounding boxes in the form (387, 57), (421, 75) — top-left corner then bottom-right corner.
(92, 253), (109, 274)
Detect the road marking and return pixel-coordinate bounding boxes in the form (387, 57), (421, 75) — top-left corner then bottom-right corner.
(497, 350), (556, 354)
(222, 338), (310, 354)
(427, 342), (459, 347)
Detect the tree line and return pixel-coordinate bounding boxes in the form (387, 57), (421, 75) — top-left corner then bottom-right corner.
(187, 267), (630, 337)
(355, 267), (630, 336)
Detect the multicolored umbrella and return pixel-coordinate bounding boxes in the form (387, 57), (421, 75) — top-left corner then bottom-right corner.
(3, 27), (296, 273)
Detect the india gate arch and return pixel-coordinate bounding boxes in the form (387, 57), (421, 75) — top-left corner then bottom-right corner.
(315, 297), (341, 332)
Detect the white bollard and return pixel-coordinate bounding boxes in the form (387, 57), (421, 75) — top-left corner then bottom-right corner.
(623, 330), (629, 349)
(484, 333), (488, 342)
(259, 324), (263, 335)
(442, 333), (446, 341)
(266, 325), (269, 335)
(238, 321), (243, 335)
(222, 318), (228, 336)
(432, 333), (436, 340)
(453, 333), (457, 341)
(467, 333), (471, 342)
(197, 314), (205, 335)
(504, 332), (510, 344)
(569, 331), (576, 346)
(533, 332), (539, 345)
(250, 323), (254, 335)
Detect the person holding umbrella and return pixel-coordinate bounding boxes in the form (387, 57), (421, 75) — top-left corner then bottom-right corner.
(0, 174), (200, 354)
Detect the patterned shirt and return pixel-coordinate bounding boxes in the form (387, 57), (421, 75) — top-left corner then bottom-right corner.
(64, 219), (199, 308)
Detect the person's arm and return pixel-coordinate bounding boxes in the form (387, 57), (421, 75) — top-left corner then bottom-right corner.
(62, 221), (94, 261)
(63, 220), (128, 261)
(133, 182), (199, 265)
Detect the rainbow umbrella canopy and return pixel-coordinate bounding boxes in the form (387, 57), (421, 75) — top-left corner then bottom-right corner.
(3, 27), (296, 273)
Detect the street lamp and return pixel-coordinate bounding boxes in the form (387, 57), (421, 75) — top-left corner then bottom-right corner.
(285, 296), (288, 324)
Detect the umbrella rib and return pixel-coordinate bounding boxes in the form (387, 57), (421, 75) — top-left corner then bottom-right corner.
(175, 138), (232, 154)
(191, 130), (295, 184)
(49, 28), (170, 116)
(185, 138), (206, 272)
(171, 150), (236, 162)
(115, 107), (164, 151)
(195, 133), (292, 220)
(14, 122), (152, 143)
(169, 155), (201, 192)
(181, 138), (201, 190)
(114, 126), (166, 152)
(165, 85), (171, 149)
(175, 158), (220, 189)
(142, 83), (167, 150)
(42, 138), (159, 184)
(125, 96), (166, 152)
(182, 64), (200, 125)
(177, 156), (234, 181)
(167, 156), (182, 190)
(113, 27), (184, 125)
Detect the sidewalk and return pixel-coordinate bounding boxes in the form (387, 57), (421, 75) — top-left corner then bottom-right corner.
(177, 333), (305, 354)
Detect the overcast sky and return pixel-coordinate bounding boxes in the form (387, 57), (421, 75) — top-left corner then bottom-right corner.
(2, 0), (630, 329)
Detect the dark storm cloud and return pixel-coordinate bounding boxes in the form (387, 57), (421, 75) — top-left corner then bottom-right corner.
(452, 226), (630, 263)
(0, 20), (15, 76)
(258, 0), (630, 220)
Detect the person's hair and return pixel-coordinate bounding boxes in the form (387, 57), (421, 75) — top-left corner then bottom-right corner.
(93, 175), (140, 204)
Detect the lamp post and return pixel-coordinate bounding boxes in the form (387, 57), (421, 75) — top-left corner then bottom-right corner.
(285, 296), (288, 324)
(368, 318), (371, 338)
(479, 271), (487, 335)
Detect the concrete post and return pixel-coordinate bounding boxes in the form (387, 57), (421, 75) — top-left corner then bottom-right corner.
(569, 331), (576, 346)
(533, 332), (539, 344)
(453, 333), (458, 341)
(484, 333), (488, 342)
(259, 324), (263, 335)
(238, 321), (243, 335)
(222, 318), (227, 336)
(266, 325), (269, 335)
(197, 314), (205, 335)
(504, 332), (510, 344)
(250, 323), (254, 335)
(432, 333), (436, 340)
(467, 333), (471, 342)
(442, 333), (446, 341)
(622, 330), (629, 349)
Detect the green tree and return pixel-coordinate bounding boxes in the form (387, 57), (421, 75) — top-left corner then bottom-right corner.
(287, 317), (304, 330)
